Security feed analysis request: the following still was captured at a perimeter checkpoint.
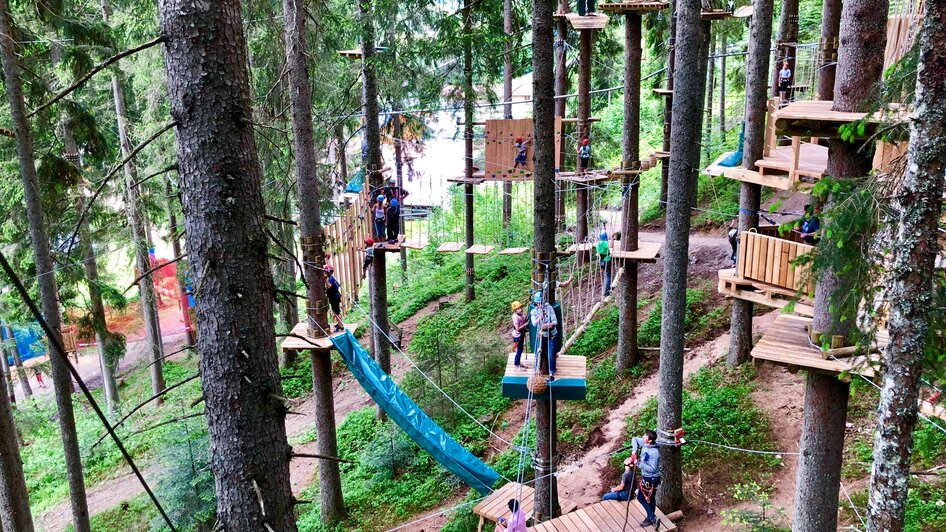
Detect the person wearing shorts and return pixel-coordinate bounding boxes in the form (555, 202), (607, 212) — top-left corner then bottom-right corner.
(778, 60), (792, 105)
(324, 265), (345, 332)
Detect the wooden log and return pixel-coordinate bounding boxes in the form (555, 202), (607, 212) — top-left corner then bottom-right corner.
(665, 510), (685, 522)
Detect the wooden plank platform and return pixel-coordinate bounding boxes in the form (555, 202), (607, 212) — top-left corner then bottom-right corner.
(755, 142), (828, 182)
(466, 244), (495, 255)
(472, 482), (578, 532)
(555, 12), (610, 30)
(718, 269), (814, 317)
(773, 100), (906, 139)
(337, 48), (362, 59)
(499, 247), (530, 255)
(556, 171), (616, 184)
(599, 1), (669, 14)
(529, 500), (676, 532)
(437, 242), (465, 253)
(448, 176), (487, 185)
(752, 314), (879, 378)
(401, 239), (428, 250)
(502, 353), (587, 401)
(280, 322), (356, 352)
(701, 9), (733, 20)
(566, 242), (594, 254)
(611, 241), (661, 263)
(652, 88), (673, 97)
(375, 236), (406, 253)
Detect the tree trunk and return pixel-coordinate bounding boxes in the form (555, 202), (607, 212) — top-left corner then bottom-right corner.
(689, 21), (710, 209)
(0, 354), (32, 532)
(797, 2), (888, 530)
(704, 32), (716, 164)
(719, 33), (726, 133)
(659, 3), (677, 213)
(165, 179), (197, 347)
(867, 4), (946, 529)
(157, 1), (297, 529)
(771, 0), (799, 97)
(360, 0), (392, 420)
(282, 0), (345, 523)
(817, 0), (841, 100)
(393, 113), (407, 271)
(554, 0), (569, 228)
(0, 342), (14, 406)
(502, 0), (513, 229)
(533, 0), (560, 520)
(616, 13), (642, 373)
(2, 327), (29, 400)
(336, 126), (348, 185)
(463, 0), (476, 302)
(728, 0), (774, 367)
(656, 0), (704, 513)
(575, 28), (592, 255)
(0, 4), (91, 531)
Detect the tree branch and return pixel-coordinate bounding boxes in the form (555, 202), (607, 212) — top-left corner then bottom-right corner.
(264, 214), (297, 226)
(128, 412), (204, 437)
(264, 226), (308, 288)
(28, 36), (167, 118)
(131, 164), (178, 189)
(290, 451), (356, 464)
(123, 254), (186, 294)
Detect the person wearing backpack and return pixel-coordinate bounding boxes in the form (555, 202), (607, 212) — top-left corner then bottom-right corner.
(595, 231), (612, 297)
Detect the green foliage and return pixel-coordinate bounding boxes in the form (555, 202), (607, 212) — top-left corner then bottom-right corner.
(909, 418), (946, 469)
(66, 495), (157, 532)
(638, 289), (708, 347)
(568, 305), (620, 358)
(721, 482), (789, 532)
(280, 353), (314, 398)
(151, 420), (216, 531)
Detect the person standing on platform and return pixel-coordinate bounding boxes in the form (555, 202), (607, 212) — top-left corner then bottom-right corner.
(795, 204), (822, 245)
(631, 429), (662, 527)
(324, 265), (345, 333)
(595, 231), (612, 297)
(386, 198), (400, 244)
(372, 195), (386, 240)
(778, 60), (793, 105)
(577, 0), (597, 16)
(510, 301), (529, 368)
(577, 137), (591, 174)
(530, 292), (558, 377)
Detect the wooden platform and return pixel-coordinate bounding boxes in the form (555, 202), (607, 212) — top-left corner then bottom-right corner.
(280, 322), (356, 352)
(611, 241), (661, 263)
(437, 242), (465, 253)
(752, 314), (879, 378)
(599, 1), (669, 14)
(701, 9), (733, 20)
(529, 500), (677, 532)
(466, 244), (495, 255)
(556, 12), (610, 30)
(556, 171), (616, 184)
(448, 176), (487, 185)
(565, 242), (594, 254)
(337, 49), (363, 59)
(499, 247), (530, 255)
(773, 100), (906, 139)
(652, 88), (673, 97)
(375, 236), (407, 253)
(709, 142), (826, 191)
(718, 269), (814, 317)
(502, 353), (587, 401)
(401, 239), (428, 250)
(472, 482), (578, 532)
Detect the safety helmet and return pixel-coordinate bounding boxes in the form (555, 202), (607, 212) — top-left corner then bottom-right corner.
(582, 138), (589, 145)
(365, 237), (374, 245)
(377, 195), (385, 202)
(516, 136), (523, 142)
(388, 177), (396, 184)
(532, 292), (543, 303)
(511, 301), (523, 311)
(599, 231), (608, 241)
(391, 199), (399, 207)
(324, 264), (334, 273)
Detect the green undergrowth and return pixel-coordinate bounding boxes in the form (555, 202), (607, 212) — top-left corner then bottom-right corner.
(65, 494), (156, 532)
(842, 482), (946, 532)
(623, 365), (780, 491)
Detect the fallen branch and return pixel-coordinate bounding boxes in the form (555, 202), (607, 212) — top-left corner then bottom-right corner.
(124, 254), (186, 294)
(28, 36), (167, 118)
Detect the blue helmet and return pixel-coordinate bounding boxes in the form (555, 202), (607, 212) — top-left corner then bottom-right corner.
(377, 195), (385, 202)
(391, 199), (399, 207)
(532, 292), (543, 303)
(599, 231), (608, 241)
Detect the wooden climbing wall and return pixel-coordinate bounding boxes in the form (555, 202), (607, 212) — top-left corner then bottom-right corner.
(737, 231), (814, 293)
(482, 117), (562, 179)
(321, 188), (370, 316)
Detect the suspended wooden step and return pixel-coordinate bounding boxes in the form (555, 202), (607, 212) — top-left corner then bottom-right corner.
(653, 150), (670, 159)
(281, 322), (357, 354)
(701, 9), (734, 20)
(565, 242), (594, 254)
(437, 242), (465, 253)
(652, 88), (673, 97)
(466, 244), (494, 255)
(501, 353), (587, 401)
(498, 247), (530, 255)
(447, 175), (486, 186)
(555, 171), (617, 184)
(530, 500), (678, 532)
(555, 12), (610, 30)
(400, 239), (428, 250)
(611, 241), (662, 263)
(472, 482), (578, 532)
(560, 116), (602, 124)
(599, 1), (669, 14)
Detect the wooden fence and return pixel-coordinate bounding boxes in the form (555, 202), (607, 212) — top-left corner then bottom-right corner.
(322, 188), (370, 316)
(736, 231), (814, 293)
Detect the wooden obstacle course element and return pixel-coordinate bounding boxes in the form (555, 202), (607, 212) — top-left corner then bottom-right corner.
(501, 353), (587, 401)
(484, 118), (535, 179)
(60, 329), (78, 353)
(565, 242), (594, 254)
(437, 242), (465, 253)
(337, 49), (363, 59)
(751, 314), (880, 379)
(529, 499), (677, 532)
(400, 238), (428, 250)
(556, 12), (610, 31)
(560, 117), (602, 124)
(773, 100), (906, 140)
(718, 269), (814, 317)
(599, 1), (669, 14)
(700, 9), (733, 20)
(652, 88), (673, 97)
(737, 231), (814, 293)
(499, 247), (530, 255)
(466, 244), (494, 255)
(374, 235), (406, 253)
(281, 322), (357, 353)
(555, 171), (617, 184)
(447, 175), (486, 185)
(322, 187), (370, 316)
(611, 241), (661, 263)
(472, 483), (578, 532)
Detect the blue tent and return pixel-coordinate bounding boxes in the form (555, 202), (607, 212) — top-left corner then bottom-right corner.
(1, 323), (47, 365)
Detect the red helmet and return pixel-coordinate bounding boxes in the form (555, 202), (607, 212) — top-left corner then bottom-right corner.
(582, 138), (589, 145)
(365, 237), (374, 245)
(324, 264), (334, 273)
(516, 136), (523, 142)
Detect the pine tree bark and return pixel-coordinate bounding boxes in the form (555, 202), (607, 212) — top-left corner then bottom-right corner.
(796, 2), (888, 530)
(2, 327), (29, 400)
(656, 0), (704, 513)
(463, 0), (476, 302)
(0, 3), (91, 530)
(728, 0), (773, 367)
(282, 0), (345, 522)
(704, 32), (716, 164)
(360, 0), (392, 419)
(688, 21), (710, 209)
(533, 0), (560, 520)
(554, 0), (569, 228)
(867, 4), (946, 529)
(157, 1), (297, 529)
(616, 13), (642, 373)
(0, 342), (14, 405)
(719, 33), (726, 132)
(771, 0), (798, 97)
(502, 0), (513, 228)
(817, 0), (841, 100)
(0, 355), (32, 532)
(659, 2), (677, 213)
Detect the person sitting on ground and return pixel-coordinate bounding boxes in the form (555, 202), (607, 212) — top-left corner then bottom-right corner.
(529, 291), (558, 377)
(363, 238), (376, 276)
(778, 60), (793, 105)
(577, 137), (591, 174)
(595, 231), (612, 297)
(510, 301), (529, 368)
(372, 195), (386, 241)
(386, 198), (401, 244)
(324, 265), (345, 333)
(602, 456), (636, 502)
(496, 498), (527, 532)
(795, 204), (821, 245)
(631, 429), (662, 528)
(513, 136), (528, 170)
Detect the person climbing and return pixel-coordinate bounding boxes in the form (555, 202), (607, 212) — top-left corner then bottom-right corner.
(778, 60), (793, 105)
(386, 198), (400, 244)
(372, 194), (386, 241)
(510, 301), (529, 368)
(513, 136), (528, 169)
(577, 0), (596, 16)
(727, 222), (738, 266)
(577, 137), (591, 174)
(324, 265), (345, 333)
(595, 231), (612, 297)
(602, 456), (636, 502)
(384, 177), (409, 202)
(795, 204), (821, 245)
(530, 291), (558, 377)
(363, 237), (376, 276)
(631, 429), (662, 528)
(496, 499), (527, 532)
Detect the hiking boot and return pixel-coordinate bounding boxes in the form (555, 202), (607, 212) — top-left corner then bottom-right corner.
(640, 519), (654, 528)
